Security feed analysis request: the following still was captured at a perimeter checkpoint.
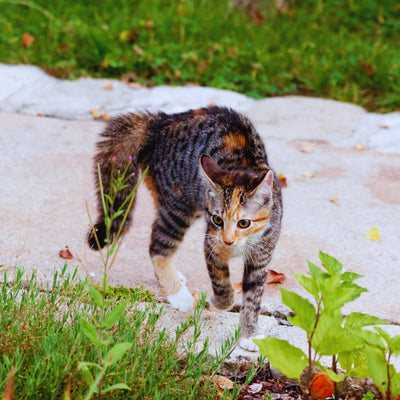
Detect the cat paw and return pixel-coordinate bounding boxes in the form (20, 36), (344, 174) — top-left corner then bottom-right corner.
(167, 286), (194, 312)
(238, 335), (265, 352)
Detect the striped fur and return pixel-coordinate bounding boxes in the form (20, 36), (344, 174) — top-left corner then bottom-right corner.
(87, 106), (282, 339)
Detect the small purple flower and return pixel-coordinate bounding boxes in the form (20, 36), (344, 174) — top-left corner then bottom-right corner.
(128, 155), (133, 162)
(132, 172), (136, 177)
(111, 155), (117, 163)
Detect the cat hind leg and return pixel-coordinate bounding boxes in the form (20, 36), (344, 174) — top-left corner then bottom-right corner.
(150, 207), (194, 312)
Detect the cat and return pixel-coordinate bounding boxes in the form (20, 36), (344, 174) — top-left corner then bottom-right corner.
(87, 106), (282, 351)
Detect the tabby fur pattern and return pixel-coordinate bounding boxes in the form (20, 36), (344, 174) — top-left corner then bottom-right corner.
(87, 106), (282, 351)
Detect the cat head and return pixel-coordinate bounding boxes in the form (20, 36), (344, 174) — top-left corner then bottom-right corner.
(200, 154), (274, 249)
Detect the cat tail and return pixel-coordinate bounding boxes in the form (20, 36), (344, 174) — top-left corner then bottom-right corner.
(87, 112), (152, 250)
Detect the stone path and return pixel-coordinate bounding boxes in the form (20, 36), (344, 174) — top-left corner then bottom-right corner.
(1, 64), (400, 368)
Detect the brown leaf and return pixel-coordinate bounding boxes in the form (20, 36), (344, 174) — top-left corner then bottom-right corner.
(90, 109), (102, 119)
(213, 375), (234, 391)
(278, 173), (287, 187)
(22, 32), (35, 47)
(267, 270), (286, 284)
(251, 11), (265, 25)
(310, 371), (335, 400)
(3, 366), (15, 400)
(59, 246), (73, 260)
(102, 113), (111, 121)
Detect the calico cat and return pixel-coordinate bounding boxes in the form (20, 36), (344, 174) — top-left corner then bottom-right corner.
(87, 106), (282, 351)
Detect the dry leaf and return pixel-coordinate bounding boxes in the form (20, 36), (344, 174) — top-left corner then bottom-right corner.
(355, 143), (367, 151)
(59, 246), (73, 259)
(329, 197), (339, 205)
(213, 375), (234, 391)
(247, 382), (263, 394)
(133, 44), (144, 56)
(233, 281), (242, 294)
(174, 70), (182, 79)
(310, 371), (335, 400)
(101, 82), (113, 90)
(90, 109), (102, 119)
(267, 270), (286, 284)
(366, 227), (380, 241)
(302, 171), (315, 178)
(22, 32), (35, 47)
(3, 366), (15, 400)
(278, 173), (287, 187)
(251, 11), (265, 25)
(102, 113), (111, 121)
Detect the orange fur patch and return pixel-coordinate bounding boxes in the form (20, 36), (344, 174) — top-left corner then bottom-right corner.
(224, 133), (247, 151)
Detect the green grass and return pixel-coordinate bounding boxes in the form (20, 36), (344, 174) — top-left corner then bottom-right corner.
(0, 266), (249, 399)
(1, 0), (399, 111)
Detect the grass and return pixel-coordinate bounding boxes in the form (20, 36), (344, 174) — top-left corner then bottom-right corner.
(0, 265), (251, 399)
(0, 0), (399, 111)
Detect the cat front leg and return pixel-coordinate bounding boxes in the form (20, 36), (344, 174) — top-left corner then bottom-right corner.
(204, 236), (235, 310)
(150, 208), (194, 312)
(238, 262), (268, 352)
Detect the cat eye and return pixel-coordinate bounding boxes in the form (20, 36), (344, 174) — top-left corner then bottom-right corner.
(237, 219), (251, 229)
(212, 215), (224, 227)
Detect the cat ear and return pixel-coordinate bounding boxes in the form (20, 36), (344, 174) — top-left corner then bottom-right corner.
(199, 154), (226, 187)
(250, 170), (274, 204)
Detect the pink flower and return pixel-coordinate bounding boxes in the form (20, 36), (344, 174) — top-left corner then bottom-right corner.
(111, 155), (117, 163)
(128, 155), (133, 162)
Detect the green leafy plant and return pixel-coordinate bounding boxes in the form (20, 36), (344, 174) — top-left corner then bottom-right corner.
(254, 251), (387, 399)
(365, 327), (400, 400)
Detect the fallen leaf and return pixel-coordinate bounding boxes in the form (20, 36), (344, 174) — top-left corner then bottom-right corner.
(267, 270), (286, 284)
(101, 82), (113, 90)
(355, 143), (367, 151)
(329, 197), (339, 205)
(251, 11), (265, 25)
(59, 246), (73, 259)
(90, 109), (102, 119)
(133, 44), (144, 56)
(366, 227), (380, 241)
(102, 112), (111, 121)
(302, 171), (315, 178)
(310, 371), (335, 400)
(174, 70), (182, 79)
(278, 173), (287, 187)
(247, 382), (263, 394)
(22, 32), (35, 47)
(145, 20), (154, 28)
(36, 113), (44, 117)
(380, 124), (389, 129)
(213, 375), (234, 391)
(233, 281), (242, 294)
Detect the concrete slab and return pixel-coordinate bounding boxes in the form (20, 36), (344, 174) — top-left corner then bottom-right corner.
(1, 64), (400, 370)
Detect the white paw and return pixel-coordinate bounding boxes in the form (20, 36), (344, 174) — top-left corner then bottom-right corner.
(167, 286), (194, 312)
(238, 335), (265, 352)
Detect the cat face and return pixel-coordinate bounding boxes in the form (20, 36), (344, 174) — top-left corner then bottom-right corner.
(200, 154), (274, 253)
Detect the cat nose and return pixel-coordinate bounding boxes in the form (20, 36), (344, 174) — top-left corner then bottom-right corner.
(223, 240), (234, 246)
